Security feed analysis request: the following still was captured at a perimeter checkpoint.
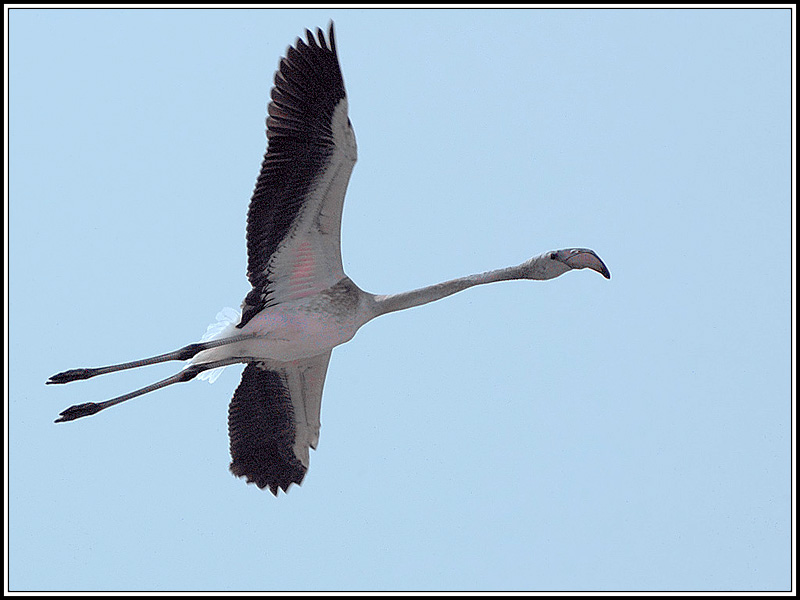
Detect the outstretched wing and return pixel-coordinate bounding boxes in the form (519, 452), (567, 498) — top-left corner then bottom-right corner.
(228, 353), (331, 495)
(239, 22), (358, 329)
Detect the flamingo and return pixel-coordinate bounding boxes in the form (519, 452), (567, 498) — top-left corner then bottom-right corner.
(49, 23), (611, 496)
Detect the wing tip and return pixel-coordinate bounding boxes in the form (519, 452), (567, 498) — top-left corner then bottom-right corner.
(229, 461), (305, 496)
(327, 21), (337, 53)
(288, 21), (337, 55)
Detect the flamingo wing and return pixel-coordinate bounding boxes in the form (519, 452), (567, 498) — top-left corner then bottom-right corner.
(240, 22), (358, 329)
(228, 352), (331, 495)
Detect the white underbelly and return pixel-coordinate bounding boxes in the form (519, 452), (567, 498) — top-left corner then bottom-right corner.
(244, 307), (358, 360)
(191, 304), (359, 366)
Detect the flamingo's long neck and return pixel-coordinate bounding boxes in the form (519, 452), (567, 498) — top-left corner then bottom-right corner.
(369, 264), (526, 318)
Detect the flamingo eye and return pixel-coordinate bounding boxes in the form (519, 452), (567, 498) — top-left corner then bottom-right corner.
(549, 252), (557, 260)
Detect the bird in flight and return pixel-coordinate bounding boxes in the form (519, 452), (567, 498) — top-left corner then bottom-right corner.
(49, 22), (610, 496)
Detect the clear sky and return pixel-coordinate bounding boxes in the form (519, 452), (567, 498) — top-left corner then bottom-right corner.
(8, 7), (792, 592)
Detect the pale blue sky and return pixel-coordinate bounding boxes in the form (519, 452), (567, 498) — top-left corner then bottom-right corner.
(8, 7), (791, 592)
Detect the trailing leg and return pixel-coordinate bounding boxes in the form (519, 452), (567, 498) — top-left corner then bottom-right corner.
(54, 358), (244, 422)
(47, 333), (258, 385)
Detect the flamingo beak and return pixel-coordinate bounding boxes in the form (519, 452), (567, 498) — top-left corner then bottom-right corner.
(561, 249), (611, 279)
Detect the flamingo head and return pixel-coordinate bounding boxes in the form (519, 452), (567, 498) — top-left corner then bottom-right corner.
(520, 248), (611, 281)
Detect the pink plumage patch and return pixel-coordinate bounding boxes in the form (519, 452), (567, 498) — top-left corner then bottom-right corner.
(288, 240), (317, 296)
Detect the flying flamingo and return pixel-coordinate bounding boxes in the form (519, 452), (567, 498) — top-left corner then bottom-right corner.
(49, 23), (611, 495)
